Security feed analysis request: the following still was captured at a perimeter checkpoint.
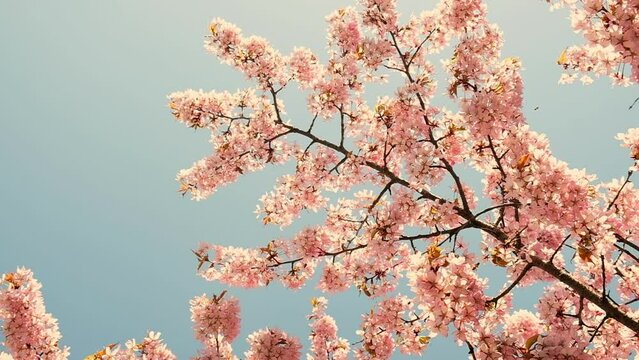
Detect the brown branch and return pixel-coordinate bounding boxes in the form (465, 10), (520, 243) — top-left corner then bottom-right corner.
(466, 341), (478, 360)
(441, 158), (471, 212)
(399, 224), (468, 241)
(406, 27), (438, 67)
(615, 233), (639, 253)
(614, 243), (639, 263)
(601, 255), (607, 301)
(486, 135), (508, 180)
(550, 235), (571, 263)
(338, 106), (346, 148)
(308, 113), (318, 132)
(607, 170), (633, 211)
(529, 256), (639, 334)
(267, 244), (369, 269)
(369, 181), (395, 211)
(474, 202), (519, 218)
(487, 263), (533, 306)
(588, 316), (609, 343)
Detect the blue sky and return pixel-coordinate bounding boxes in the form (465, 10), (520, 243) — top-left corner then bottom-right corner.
(0, 1), (637, 358)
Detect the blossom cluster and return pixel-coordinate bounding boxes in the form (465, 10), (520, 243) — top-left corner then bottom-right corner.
(0, 269), (308, 360)
(549, 0), (639, 85)
(0, 268), (69, 360)
(166, 0), (639, 358)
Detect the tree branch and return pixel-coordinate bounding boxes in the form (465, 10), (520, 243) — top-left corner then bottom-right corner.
(487, 263), (533, 306)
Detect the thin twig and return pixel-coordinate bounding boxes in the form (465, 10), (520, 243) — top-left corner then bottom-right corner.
(487, 263), (533, 306)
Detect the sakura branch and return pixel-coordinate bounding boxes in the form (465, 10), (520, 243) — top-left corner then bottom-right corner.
(548, 0), (639, 86)
(168, 0), (639, 358)
(0, 269), (322, 360)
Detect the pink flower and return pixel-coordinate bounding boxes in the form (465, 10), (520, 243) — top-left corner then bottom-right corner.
(190, 292), (241, 343)
(0, 268), (70, 360)
(244, 328), (302, 360)
(616, 128), (639, 161)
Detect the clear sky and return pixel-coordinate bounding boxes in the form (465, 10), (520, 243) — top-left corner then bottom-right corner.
(0, 1), (637, 358)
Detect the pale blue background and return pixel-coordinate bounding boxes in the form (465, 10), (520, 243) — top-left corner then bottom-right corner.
(0, 1), (636, 358)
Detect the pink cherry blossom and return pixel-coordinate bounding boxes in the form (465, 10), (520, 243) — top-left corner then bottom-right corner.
(0, 268), (70, 360)
(307, 297), (350, 360)
(548, 0), (639, 84)
(244, 328), (301, 360)
(190, 292), (241, 343)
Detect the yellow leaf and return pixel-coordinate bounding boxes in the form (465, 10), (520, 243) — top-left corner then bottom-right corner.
(356, 44), (365, 60)
(419, 336), (431, 345)
(374, 103), (389, 117)
(210, 23), (218, 36)
(557, 49), (568, 65)
(448, 124), (466, 133)
(427, 245), (442, 261)
(525, 334), (539, 350)
(492, 83), (505, 94)
(516, 153), (531, 171)
(311, 297), (319, 307)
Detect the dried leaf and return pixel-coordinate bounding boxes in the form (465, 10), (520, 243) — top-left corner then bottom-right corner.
(356, 44), (365, 60)
(516, 153), (531, 171)
(491, 253), (509, 267)
(577, 246), (593, 262)
(427, 245), (442, 261)
(374, 103), (389, 117)
(448, 124), (466, 133)
(3, 273), (19, 288)
(525, 334), (539, 350)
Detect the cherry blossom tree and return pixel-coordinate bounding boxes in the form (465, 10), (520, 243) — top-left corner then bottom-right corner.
(2, 0), (639, 359)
